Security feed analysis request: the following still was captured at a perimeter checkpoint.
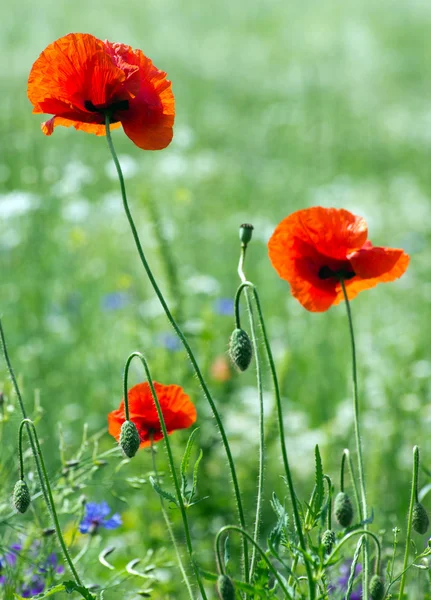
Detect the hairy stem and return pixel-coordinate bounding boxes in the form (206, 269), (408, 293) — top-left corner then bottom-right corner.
(105, 115), (249, 582)
(340, 280), (369, 599)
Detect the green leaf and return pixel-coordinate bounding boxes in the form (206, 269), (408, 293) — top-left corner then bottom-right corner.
(191, 448), (203, 500)
(14, 585), (66, 599)
(314, 444), (324, 518)
(63, 580), (97, 599)
(149, 476), (179, 507)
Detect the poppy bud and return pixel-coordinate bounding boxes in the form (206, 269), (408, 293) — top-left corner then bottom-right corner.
(321, 529), (336, 554)
(334, 492), (353, 528)
(239, 223), (254, 246)
(229, 328), (253, 372)
(369, 575), (385, 600)
(217, 574), (235, 600)
(412, 502), (429, 535)
(120, 420), (141, 458)
(13, 479), (31, 513)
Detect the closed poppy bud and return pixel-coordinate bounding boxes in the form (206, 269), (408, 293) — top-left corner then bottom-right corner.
(369, 575), (385, 600)
(229, 328), (253, 372)
(412, 502), (429, 535)
(321, 529), (336, 554)
(120, 420), (141, 458)
(334, 492), (353, 528)
(13, 479), (31, 513)
(239, 223), (254, 246)
(217, 574), (235, 600)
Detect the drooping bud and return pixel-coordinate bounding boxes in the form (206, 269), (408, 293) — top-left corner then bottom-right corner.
(239, 223), (254, 246)
(120, 420), (141, 458)
(13, 479), (31, 513)
(228, 328), (253, 372)
(321, 529), (336, 554)
(217, 574), (235, 600)
(369, 575), (385, 600)
(334, 492), (354, 528)
(412, 502), (429, 535)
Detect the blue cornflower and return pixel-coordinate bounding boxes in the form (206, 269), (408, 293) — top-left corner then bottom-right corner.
(101, 292), (130, 311)
(79, 501), (122, 535)
(213, 298), (234, 316)
(329, 561), (362, 599)
(157, 332), (182, 352)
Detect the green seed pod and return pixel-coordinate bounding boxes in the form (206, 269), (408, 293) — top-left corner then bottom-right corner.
(120, 420), (141, 458)
(321, 529), (336, 554)
(239, 223), (254, 246)
(229, 328), (253, 372)
(369, 575), (385, 600)
(217, 575), (235, 600)
(334, 492), (354, 528)
(13, 479), (31, 514)
(412, 502), (429, 535)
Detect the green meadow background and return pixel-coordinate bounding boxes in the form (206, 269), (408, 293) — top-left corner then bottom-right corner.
(1, 0), (431, 597)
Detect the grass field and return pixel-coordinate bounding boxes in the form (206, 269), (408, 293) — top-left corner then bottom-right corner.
(1, 0), (431, 598)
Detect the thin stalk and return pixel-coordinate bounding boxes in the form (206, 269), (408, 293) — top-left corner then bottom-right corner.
(0, 320), (50, 513)
(324, 475), (333, 530)
(215, 525), (292, 599)
(124, 351), (207, 599)
(235, 282), (316, 600)
(20, 419), (82, 585)
(237, 245), (265, 582)
(150, 437), (195, 600)
(344, 449), (361, 518)
(398, 445), (420, 599)
(104, 116), (249, 582)
(339, 280), (369, 599)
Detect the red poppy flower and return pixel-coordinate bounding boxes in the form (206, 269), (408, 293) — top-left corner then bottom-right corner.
(28, 33), (175, 150)
(268, 206), (409, 312)
(108, 381), (196, 448)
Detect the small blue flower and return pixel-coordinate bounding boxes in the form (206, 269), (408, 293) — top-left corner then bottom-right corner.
(329, 561), (362, 600)
(157, 332), (182, 352)
(79, 501), (122, 535)
(213, 298), (234, 316)
(101, 292), (130, 311)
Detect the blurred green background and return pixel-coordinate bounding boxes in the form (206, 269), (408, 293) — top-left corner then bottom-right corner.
(1, 0), (431, 597)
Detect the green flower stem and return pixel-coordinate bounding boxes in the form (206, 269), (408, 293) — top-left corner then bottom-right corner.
(0, 319), (50, 512)
(104, 116), (249, 583)
(124, 351), (207, 599)
(344, 448), (362, 518)
(324, 529), (381, 572)
(235, 281), (316, 600)
(18, 419), (26, 480)
(150, 437), (195, 600)
(215, 525), (292, 599)
(237, 245), (265, 582)
(20, 419), (82, 586)
(398, 445), (420, 599)
(339, 280), (369, 599)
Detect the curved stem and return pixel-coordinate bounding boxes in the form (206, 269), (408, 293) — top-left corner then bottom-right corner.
(0, 320), (50, 512)
(324, 529), (381, 572)
(20, 419), (82, 585)
(18, 420), (26, 480)
(124, 351), (207, 599)
(339, 280), (369, 599)
(237, 246), (265, 582)
(398, 445), (419, 599)
(105, 116), (249, 582)
(215, 525), (292, 599)
(150, 437), (195, 600)
(235, 281), (316, 600)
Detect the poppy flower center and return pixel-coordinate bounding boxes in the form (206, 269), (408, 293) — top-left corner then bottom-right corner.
(84, 99), (129, 114)
(318, 266), (356, 281)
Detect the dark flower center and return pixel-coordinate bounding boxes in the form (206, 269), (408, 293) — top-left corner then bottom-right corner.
(84, 99), (130, 114)
(318, 266), (356, 281)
